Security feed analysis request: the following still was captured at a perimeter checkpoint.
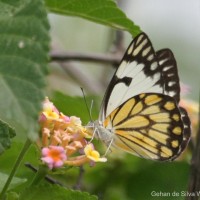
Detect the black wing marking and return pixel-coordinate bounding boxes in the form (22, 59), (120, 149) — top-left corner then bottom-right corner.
(170, 107), (191, 160)
(156, 49), (180, 102)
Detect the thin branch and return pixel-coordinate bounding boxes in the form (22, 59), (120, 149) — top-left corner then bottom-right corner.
(187, 93), (200, 200)
(25, 163), (64, 186)
(50, 30), (126, 94)
(60, 62), (104, 94)
(73, 166), (85, 190)
(50, 33), (125, 94)
(114, 31), (125, 51)
(50, 51), (121, 66)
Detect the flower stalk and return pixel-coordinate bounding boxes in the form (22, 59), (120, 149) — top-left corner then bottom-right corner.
(0, 139), (32, 200)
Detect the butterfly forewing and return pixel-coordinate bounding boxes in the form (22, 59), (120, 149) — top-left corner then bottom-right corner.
(100, 33), (165, 120)
(156, 49), (180, 102)
(103, 93), (188, 161)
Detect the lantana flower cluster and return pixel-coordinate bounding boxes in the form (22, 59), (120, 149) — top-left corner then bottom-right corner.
(38, 97), (106, 169)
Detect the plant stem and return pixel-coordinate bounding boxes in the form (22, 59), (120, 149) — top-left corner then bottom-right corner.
(28, 165), (48, 187)
(18, 165), (48, 199)
(25, 163), (63, 186)
(0, 138), (32, 200)
(186, 93), (200, 200)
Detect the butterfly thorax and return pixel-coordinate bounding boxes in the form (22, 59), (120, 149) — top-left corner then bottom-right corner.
(87, 120), (114, 146)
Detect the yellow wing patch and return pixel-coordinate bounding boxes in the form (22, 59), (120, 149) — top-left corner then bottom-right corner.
(145, 94), (162, 105)
(104, 93), (187, 161)
(131, 102), (143, 115)
(115, 116), (149, 129)
(164, 102), (175, 110)
(172, 127), (182, 135)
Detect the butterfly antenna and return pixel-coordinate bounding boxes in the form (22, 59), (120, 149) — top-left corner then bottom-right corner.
(80, 87), (93, 122)
(90, 99), (94, 120)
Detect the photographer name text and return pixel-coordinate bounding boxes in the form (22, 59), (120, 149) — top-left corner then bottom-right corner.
(151, 191), (200, 197)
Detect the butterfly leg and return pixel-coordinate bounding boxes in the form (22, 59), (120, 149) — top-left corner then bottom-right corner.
(85, 123), (98, 143)
(89, 127), (98, 143)
(103, 138), (114, 156)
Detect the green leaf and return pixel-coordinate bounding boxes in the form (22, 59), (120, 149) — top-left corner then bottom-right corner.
(0, 0), (50, 135)
(19, 183), (98, 200)
(6, 191), (19, 200)
(45, 0), (140, 36)
(0, 172), (26, 192)
(52, 91), (99, 124)
(0, 120), (16, 154)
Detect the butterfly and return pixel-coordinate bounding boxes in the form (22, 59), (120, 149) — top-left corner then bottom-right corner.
(88, 32), (191, 161)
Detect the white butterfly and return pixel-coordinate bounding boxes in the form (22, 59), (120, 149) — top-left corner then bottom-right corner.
(88, 32), (191, 161)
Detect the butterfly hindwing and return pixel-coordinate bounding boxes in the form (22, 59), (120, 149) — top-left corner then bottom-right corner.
(171, 107), (191, 159)
(103, 93), (188, 161)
